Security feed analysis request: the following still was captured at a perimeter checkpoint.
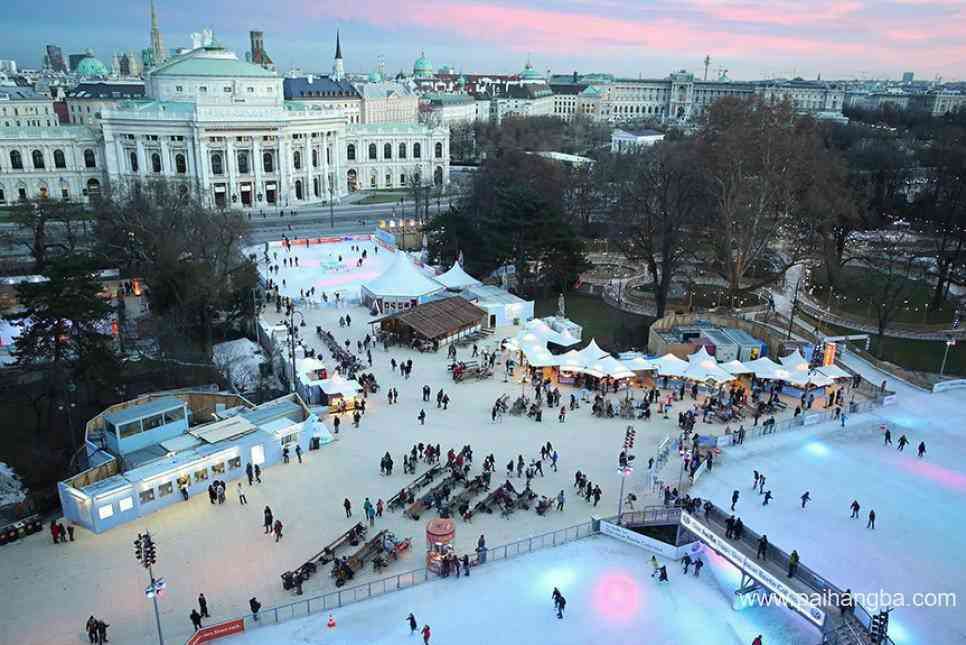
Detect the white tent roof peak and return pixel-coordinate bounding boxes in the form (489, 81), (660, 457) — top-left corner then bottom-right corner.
(363, 251), (443, 298)
(435, 262), (482, 290)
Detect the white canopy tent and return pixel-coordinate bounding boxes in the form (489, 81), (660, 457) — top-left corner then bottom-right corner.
(817, 364), (852, 380)
(622, 356), (657, 373)
(585, 355), (635, 379)
(651, 353), (689, 378)
(720, 359), (754, 375)
(778, 351), (834, 387)
(361, 252), (443, 312)
(435, 262), (482, 290)
(743, 356), (784, 380)
(684, 347), (735, 383)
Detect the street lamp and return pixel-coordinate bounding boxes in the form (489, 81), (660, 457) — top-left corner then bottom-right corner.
(134, 531), (166, 645)
(787, 274), (804, 340)
(328, 179), (335, 228)
(940, 338), (956, 377)
(617, 426), (636, 525)
(285, 308), (306, 392)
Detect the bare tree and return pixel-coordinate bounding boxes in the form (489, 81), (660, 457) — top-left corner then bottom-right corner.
(7, 199), (90, 272)
(611, 142), (703, 318)
(859, 230), (919, 350)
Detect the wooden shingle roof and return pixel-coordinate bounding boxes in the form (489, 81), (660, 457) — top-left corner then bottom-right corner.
(384, 296), (485, 340)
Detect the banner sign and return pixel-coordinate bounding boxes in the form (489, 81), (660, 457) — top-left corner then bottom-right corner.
(679, 512), (826, 628)
(600, 520), (700, 560)
(185, 619), (245, 644)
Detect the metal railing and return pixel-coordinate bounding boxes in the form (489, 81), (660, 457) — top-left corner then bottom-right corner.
(210, 520), (597, 642)
(608, 506), (681, 528)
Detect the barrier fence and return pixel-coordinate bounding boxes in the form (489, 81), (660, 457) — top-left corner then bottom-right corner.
(200, 521), (596, 643)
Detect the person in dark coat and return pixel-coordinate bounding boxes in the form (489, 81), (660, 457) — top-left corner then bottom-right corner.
(254, 464), (262, 483)
(725, 515), (736, 538)
(734, 518), (744, 540)
(757, 535), (768, 560)
(263, 506), (273, 534)
(658, 566), (669, 582)
(693, 557), (704, 577)
(787, 550), (800, 577)
(249, 597), (261, 621)
(246, 462), (254, 485)
(198, 593), (209, 618)
(190, 609), (203, 631)
(731, 489), (739, 511)
(850, 500), (860, 519)
(86, 616), (97, 643)
(407, 613), (418, 634)
(918, 441), (926, 458)
(867, 509), (876, 529)
(462, 554), (470, 577)
(96, 620), (109, 644)
(344, 498), (352, 517)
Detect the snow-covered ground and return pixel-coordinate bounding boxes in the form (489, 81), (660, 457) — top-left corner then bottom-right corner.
(223, 535), (818, 645)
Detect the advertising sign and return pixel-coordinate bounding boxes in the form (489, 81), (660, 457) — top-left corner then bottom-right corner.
(679, 512), (826, 628)
(600, 520), (700, 560)
(185, 619), (245, 644)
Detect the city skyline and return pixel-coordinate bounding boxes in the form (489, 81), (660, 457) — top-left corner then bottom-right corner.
(2, 0), (965, 81)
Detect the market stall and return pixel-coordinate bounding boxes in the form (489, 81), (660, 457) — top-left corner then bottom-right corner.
(374, 296), (486, 350)
(361, 251), (444, 314)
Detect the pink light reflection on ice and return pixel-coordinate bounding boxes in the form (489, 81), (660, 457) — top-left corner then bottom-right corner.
(898, 459), (966, 494)
(591, 571), (641, 624)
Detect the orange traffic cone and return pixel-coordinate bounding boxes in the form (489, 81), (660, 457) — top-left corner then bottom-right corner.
(327, 614), (336, 629)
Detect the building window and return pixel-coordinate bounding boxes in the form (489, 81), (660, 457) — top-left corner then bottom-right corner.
(313, 177), (320, 198)
(142, 413), (163, 431)
(435, 142), (443, 158)
(61, 187), (69, 200)
(228, 456), (242, 470)
(247, 87), (254, 93)
(224, 86), (232, 93)
(293, 151), (301, 170)
(54, 149), (66, 169)
(368, 143), (377, 160)
(158, 482), (174, 497)
(97, 505), (114, 520)
(384, 143), (392, 159)
(10, 150), (22, 170)
(400, 173), (406, 186)
(413, 143), (421, 159)
(118, 420), (141, 438)
(312, 148), (319, 168)
(399, 143), (407, 159)
(193, 468), (209, 483)
(176, 86), (183, 92)
(237, 151), (249, 174)
(129, 151), (139, 173)
(263, 152), (274, 173)
(199, 86), (207, 93)
(139, 489), (156, 504)
(347, 144), (356, 161)
(118, 496), (134, 512)
(295, 179), (303, 200)
(18, 187), (26, 201)
(84, 149), (96, 168)
(211, 153), (224, 175)
(32, 150), (45, 169)
(151, 152), (162, 174)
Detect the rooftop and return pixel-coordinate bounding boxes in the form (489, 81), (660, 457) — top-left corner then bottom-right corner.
(0, 125), (100, 140)
(348, 122), (443, 135)
(463, 284), (528, 305)
(381, 296), (486, 340)
(283, 76), (360, 100)
(67, 82), (145, 99)
(150, 46), (277, 78)
(0, 87), (47, 101)
(102, 396), (185, 427)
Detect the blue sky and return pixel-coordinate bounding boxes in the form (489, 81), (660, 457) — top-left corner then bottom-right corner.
(2, 0), (964, 81)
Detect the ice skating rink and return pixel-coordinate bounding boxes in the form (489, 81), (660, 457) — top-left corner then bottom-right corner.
(223, 536), (817, 645)
(693, 402), (966, 644)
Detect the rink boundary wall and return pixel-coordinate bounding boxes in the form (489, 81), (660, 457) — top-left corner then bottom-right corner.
(188, 521), (597, 643)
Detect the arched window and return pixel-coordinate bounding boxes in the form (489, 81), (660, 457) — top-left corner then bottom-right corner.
(151, 152), (162, 173)
(54, 149), (66, 169)
(313, 177), (320, 198)
(10, 150), (22, 170)
(32, 149), (45, 169)
(294, 179), (303, 200)
(435, 142), (443, 158)
(211, 153), (223, 175)
(293, 151), (302, 170)
(399, 143), (407, 159)
(175, 153), (187, 175)
(413, 143), (421, 159)
(347, 144), (356, 161)
(263, 152), (274, 173)
(434, 166), (444, 186)
(384, 143), (392, 160)
(368, 144), (377, 160)
(312, 148), (319, 168)
(129, 151), (139, 173)
(237, 151), (249, 175)
(83, 149), (96, 168)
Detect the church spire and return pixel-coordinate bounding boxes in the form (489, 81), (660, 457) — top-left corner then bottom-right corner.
(149, 0), (165, 65)
(335, 29), (342, 60)
(332, 30), (345, 80)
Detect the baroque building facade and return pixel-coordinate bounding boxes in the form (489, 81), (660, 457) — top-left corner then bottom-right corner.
(0, 43), (449, 208)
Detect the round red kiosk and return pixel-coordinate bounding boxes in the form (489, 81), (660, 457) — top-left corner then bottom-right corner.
(425, 518), (455, 573)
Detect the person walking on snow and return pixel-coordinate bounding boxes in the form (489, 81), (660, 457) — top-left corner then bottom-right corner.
(800, 491), (811, 509)
(274, 519), (283, 542)
(682, 554), (693, 574)
(850, 500), (861, 518)
(407, 614), (417, 635)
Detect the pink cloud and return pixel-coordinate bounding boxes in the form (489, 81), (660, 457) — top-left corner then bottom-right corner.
(687, 0), (865, 27)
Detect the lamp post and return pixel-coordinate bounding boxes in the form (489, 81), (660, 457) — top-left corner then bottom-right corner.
(134, 531), (166, 645)
(285, 308), (305, 392)
(328, 181), (335, 228)
(940, 338), (955, 377)
(617, 427), (636, 525)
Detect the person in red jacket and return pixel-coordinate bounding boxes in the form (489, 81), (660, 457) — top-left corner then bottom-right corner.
(421, 624), (431, 644)
(752, 635), (763, 645)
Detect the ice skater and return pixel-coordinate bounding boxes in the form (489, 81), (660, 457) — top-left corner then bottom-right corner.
(731, 489), (739, 511)
(421, 624), (431, 644)
(897, 435), (909, 452)
(650, 555), (660, 577)
(693, 557), (703, 577)
(918, 441), (926, 458)
(850, 500), (860, 518)
(752, 470), (759, 489)
(657, 565), (669, 582)
(762, 490), (773, 506)
(407, 613), (417, 635)
(263, 506), (273, 534)
(883, 427), (892, 446)
(787, 550), (800, 577)
(756, 534), (768, 560)
(800, 491), (811, 509)
(681, 554), (693, 574)
(867, 509), (876, 529)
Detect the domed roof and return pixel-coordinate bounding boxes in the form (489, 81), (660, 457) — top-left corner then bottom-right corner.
(367, 70), (384, 83)
(75, 56), (109, 77)
(413, 51), (433, 79)
(520, 60), (543, 81)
